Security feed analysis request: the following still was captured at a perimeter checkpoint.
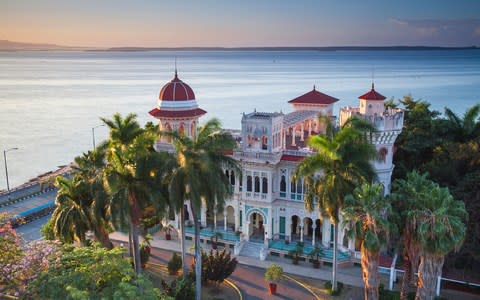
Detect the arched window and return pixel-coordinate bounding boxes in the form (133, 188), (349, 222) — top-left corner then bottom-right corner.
(230, 170), (235, 186)
(297, 179), (303, 194)
(379, 147), (388, 162)
(247, 176), (252, 192)
(254, 177), (260, 193)
(280, 175), (286, 192)
(291, 179), (296, 193)
(262, 136), (268, 150)
(262, 177), (268, 194)
(179, 123), (185, 136)
(225, 170), (229, 179)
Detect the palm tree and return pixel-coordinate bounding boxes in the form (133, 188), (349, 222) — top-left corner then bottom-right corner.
(166, 119), (239, 300)
(73, 150), (113, 249)
(443, 104), (480, 142)
(411, 184), (467, 300)
(296, 115), (378, 291)
(342, 183), (393, 300)
(102, 113), (169, 274)
(52, 176), (91, 245)
(392, 171), (436, 300)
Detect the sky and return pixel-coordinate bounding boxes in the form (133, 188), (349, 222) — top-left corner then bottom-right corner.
(1, 0), (480, 47)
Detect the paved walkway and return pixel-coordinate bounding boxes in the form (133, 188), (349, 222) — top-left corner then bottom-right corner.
(144, 246), (315, 300)
(110, 232), (363, 299)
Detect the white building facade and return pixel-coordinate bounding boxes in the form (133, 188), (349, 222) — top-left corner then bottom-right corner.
(150, 74), (404, 255)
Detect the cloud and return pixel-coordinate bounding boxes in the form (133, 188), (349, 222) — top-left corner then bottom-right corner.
(388, 18), (480, 43)
(475, 27), (480, 36)
(388, 18), (408, 26)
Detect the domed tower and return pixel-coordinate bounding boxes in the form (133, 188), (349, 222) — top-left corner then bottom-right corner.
(149, 71), (206, 146)
(358, 83), (386, 116)
(340, 83), (404, 195)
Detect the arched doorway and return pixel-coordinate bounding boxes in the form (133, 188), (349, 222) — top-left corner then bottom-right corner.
(291, 215), (300, 241)
(249, 212), (264, 242)
(206, 209), (214, 228)
(315, 219), (322, 242)
(226, 206), (235, 231)
(184, 204), (190, 221)
(303, 217), (313, 243)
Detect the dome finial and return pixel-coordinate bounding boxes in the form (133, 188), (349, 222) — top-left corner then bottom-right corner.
(174, 56), (178, 79)
(313, 84), (316, 91)
(372, 82), (375, 90)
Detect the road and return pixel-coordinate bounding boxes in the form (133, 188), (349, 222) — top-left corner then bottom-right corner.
(16, 214), (51, 241)
(146, 246), (315, 300)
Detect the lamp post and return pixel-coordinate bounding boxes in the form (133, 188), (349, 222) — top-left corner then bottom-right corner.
(4, 147), (18, 193)
(92, 124), (105, 149)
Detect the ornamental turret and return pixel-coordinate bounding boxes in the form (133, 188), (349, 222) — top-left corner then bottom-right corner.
(149, 71), (206, 145)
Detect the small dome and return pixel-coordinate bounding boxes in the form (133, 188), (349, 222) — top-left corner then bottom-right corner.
(159, 71), (196, 101)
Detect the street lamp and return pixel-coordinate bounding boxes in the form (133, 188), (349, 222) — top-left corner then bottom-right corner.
(4, 147), (18, 193)
(92, 124), (105, 149)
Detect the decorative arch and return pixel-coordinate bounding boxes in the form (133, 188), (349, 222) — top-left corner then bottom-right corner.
(245, 206), (268, 225)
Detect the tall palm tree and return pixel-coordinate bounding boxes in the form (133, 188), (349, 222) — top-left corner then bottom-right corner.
(52, 176), (91, 245)
(102, 113), (169, 274)
(392, 171), (436, 300)
(166, 119), (239, 300)
(342, 183), (393, 300)
(443, 104), (480, 142)
(73, 150), (113, 249)
(411, 184), (467, 300)
(296, 115), (378, 291)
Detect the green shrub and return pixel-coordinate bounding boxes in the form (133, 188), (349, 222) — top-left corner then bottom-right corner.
(161, 277), (195, 300)
(140, 244), (151, 267)
(265, 264), (284, 283)
(40, 218), (56, 240)
(379, 283), (414, 300)
(194, 249), (238, 285)
(324, 281), (344, 296)
(168, 253), (182, 275)
(28, 245), (161, 299)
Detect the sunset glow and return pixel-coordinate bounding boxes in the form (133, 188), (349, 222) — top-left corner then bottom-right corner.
(2, 0), (480, 47)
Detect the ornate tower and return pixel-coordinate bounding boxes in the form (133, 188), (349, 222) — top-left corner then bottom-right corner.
(340, 84), (404, 194)
(149, 71), (206, 147)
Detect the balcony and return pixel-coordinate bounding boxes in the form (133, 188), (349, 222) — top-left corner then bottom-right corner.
(233, 151), (282, 164)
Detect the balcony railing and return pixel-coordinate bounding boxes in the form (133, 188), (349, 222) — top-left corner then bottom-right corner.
(233, 151), (282, 164)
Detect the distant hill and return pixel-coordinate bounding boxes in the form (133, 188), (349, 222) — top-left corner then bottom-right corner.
(106, 46), (478, 52)
(0, 40), (94, 51)
(1, 40), (477, 51)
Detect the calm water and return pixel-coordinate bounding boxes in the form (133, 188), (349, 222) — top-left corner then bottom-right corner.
(1, 50), (479, 189)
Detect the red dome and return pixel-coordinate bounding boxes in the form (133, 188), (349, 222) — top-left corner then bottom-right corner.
(358, 83), (386, 101)
(159, 72), (195, 101)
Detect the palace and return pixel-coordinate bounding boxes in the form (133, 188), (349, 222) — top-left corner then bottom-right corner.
(149, 71), (404, 261)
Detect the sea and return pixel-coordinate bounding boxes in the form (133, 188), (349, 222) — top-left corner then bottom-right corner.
(1, 50), (479, 189)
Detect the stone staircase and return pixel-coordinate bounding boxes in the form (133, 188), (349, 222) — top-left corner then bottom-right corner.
(239, 241), (264, 259)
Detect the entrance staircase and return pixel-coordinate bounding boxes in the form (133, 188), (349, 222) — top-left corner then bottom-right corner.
(239, 241), (264, 259)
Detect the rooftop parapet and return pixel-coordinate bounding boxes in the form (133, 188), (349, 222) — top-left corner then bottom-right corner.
(339, 107), (404, 131)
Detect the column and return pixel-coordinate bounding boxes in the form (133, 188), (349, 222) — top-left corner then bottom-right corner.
(348, 237), (355, 253)
(245, 221), (251, 241)
(322, 219), (330, 247)
(213, 208), (217, 230)
(234, 211), (239, 231)
(201, 206), (207, 227)
(312, 225), (316, 246)
(300, 123), (304, 141)
(291, 127), (296, 146)
(300, 226), (304, 242)
(286, 218), (292, 242)
(308, 120), (312, 135)
(224, 209), (227, 231)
